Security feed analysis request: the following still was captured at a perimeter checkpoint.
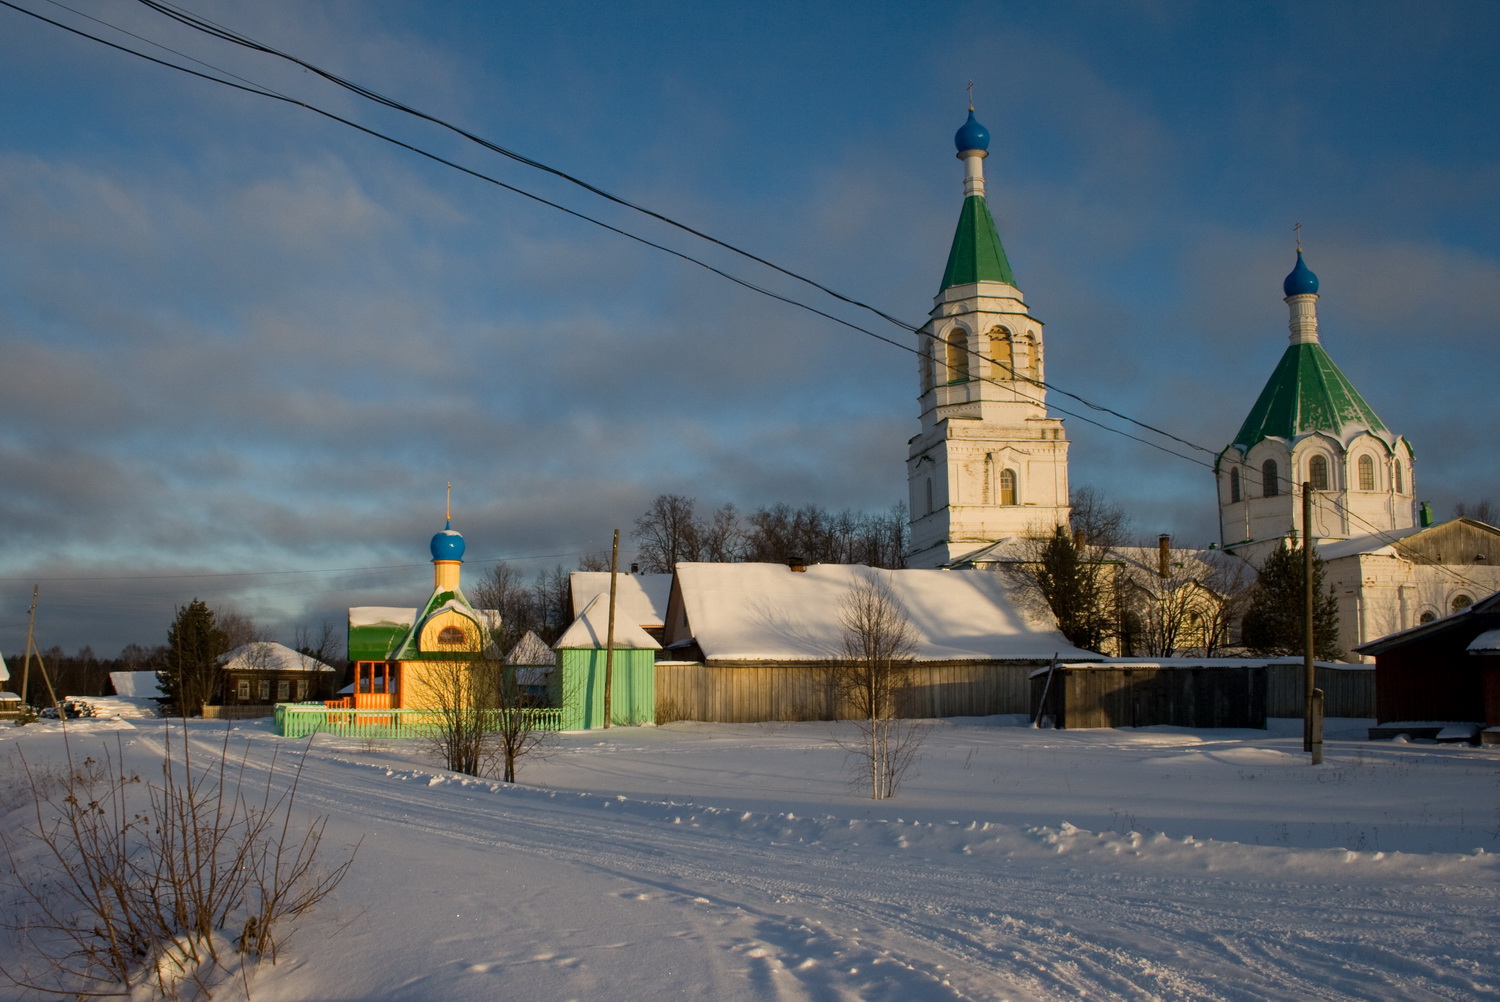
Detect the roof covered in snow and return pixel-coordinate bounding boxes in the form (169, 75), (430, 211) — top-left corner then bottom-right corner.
(555, 595), (662, 651)
(672, 563), (1096, 663)
(109, 670), (166, 698)
(0, 650), (7, 683)
(1467, 629), (1500, 654)
(219, 642), (337, 673)
(506, 630), (557, 666)
(570, 572), (672, 628)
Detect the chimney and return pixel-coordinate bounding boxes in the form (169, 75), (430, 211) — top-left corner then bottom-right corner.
(1157, 534), (1171, 578)
(787, 556), (807, 573)
(1072, 529), (1086, 550)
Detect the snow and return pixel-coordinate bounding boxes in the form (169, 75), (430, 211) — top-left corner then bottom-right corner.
(674, 562), (1097, 662)
(570, 572), (673, 628)
(1, 715), (1495, 1001)
(220, 641), (337, 673)
(109, 669), (167, 697)
(555, 595), (663, 650)
(1468, 629), (1500, 653)
(348, 606), (418, 629)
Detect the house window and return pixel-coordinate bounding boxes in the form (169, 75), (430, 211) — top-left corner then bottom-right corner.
(1394, 460), (1404, 494)
(1262, 459), (1279, 497)
(258, 679), (270, 701)
(437, 625), (466, 645)
(1358, 455), (1375, 491)
(295, 679), (306, 701)
(237, 679), (250, 701)
(945, 329), (969, 383)
(277, 680), (290, 701)
(1308, 454), (1329, 491)
(1453, 594), (1474, 613)
(999, 468), (1017, 506)
(1229, 468), (1241, 503)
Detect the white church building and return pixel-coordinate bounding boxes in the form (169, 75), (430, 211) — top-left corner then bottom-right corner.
(904, 108), (1499, 660)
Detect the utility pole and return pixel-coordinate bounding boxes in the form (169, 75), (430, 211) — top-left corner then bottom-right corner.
(1302, 484), (1323, 764)
(21, 585), (37, 707)
(603, 529), (619, 729)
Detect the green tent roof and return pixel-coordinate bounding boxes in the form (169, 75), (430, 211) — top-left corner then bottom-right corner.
(940, 194), (1017, 290)
(1232, 341), (1391, 451)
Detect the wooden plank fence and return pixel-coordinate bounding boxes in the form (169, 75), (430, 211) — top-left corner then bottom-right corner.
(654, 661), (1037, 723)
(1265, 663), (1374, 718)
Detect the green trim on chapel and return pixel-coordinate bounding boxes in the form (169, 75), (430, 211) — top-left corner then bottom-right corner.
(387, 587), (485, 661)
(1232, 342), (1390, 451)
(940, 195), (1017, 290)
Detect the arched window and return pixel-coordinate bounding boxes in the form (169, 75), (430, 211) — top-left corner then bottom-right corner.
(1229, 468), (1241, 503)
(1453, 594), (1474, 613)
(1309, 454), (1329, 491)
(1262, 459), (1280, 497)
(945, 329), (969, 383)
(1358, 455), (1375, 492)
(989, 327), (1013, 378)
(1394, 460), (1404, 494)
(1418, 610), (1437, 624)
(999, 468), (1017, 506)
(437, 625), (466, 645)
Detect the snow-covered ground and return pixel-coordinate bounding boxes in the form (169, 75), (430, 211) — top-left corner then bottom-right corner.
(1, 715), (1496, 1001)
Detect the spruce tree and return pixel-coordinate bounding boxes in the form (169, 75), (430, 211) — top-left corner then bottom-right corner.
(1033, 527), (1113, 652)
(158, 599), (227, 716)
(1240, 541), (1342, 659)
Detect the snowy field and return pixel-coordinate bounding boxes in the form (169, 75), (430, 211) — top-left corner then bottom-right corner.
(1, 715), (1496, 1001)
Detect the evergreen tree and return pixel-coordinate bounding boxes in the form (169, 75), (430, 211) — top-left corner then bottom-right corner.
(1032, 526), (1114, 652)
(1240, 541), (1342, 659)
(158, 599), (228, 716)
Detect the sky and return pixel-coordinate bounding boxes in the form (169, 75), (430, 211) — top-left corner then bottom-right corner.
(2, 0), (1499, 657)
(2, 715), (1496, 999)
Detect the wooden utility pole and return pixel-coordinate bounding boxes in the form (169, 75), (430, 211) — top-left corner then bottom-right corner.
(602, 529), (619, 729)
(20, 585), (37, 707)
(1302, 484), (1323, 764)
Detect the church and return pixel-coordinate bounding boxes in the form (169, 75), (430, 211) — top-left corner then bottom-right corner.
(904, 108), (1499, 660)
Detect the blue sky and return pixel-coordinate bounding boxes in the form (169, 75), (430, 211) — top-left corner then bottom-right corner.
(2, 0), (1497, 657)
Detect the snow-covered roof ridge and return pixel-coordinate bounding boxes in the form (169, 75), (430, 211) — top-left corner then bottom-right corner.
(506, 630), (557, 665)
(673, 562), (1095, 662)
(219, 641), (337, 673)
(109, 670), (167, 697)
(555, 595), (662, 651)
(569, 572), (672, 627)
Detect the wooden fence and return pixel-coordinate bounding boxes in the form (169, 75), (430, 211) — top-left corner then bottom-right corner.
(654, 661), (1037, 723)
(1265, 662), (1374, 718)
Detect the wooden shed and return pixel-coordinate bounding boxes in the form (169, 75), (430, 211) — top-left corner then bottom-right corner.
(1353, 589), (1500, 729)
(1032, 661), (1268, 730)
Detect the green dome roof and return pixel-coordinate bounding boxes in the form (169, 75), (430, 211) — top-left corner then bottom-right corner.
(1231, 341), (1392, 451)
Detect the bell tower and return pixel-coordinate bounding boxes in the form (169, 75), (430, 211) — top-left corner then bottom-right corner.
(906, 107), (1071, 568)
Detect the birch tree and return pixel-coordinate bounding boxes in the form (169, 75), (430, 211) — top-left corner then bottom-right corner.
(833, 572), (924, 799)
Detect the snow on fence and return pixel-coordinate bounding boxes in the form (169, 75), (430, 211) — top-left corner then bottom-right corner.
(274, 704), (564, 739)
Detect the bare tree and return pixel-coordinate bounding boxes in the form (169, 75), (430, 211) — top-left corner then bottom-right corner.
(1454, 499), (1498, 527)
(1123, 547), (1205, 658)
(493, 662), (551, 783)
(632, 494), (704, 572)
(833, 572), (925, 799)
(699, 502), (745, 562)
(1198, 551), (1254, 656)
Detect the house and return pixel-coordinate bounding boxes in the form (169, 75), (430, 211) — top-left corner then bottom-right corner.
(568, 572), (672, 643)
(1352, 588), (1500, 740)
(506, 630), (556, 700)
(340, 517), (500, 711)
(655, 561), (1098, 722)
(218, 642), (337, 707)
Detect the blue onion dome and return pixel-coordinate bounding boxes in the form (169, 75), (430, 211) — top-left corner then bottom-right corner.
(954, 109), (990, 152)
(1283, 249), (1319, 296)
(430, 521), (466, 562)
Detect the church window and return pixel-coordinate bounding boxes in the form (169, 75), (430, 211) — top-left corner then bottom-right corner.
(437, 625), (466, 645)
(1453, 594), (1474, 613)
(1357, 455), (1375, 491)
(1229, 468), (1241, 503)
(999, 468), (1017, 506)
(1394, 460), (1404, 494)
(989, 328), (1013, 377)
(1309, 455), (1329, 491)
(945, 329), (969, 383)
(1262, 459), (1279, 497)
(1419, 610), (1436, 624)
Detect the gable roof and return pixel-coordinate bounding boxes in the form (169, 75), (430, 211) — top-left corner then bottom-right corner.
(387, 588), (499, 661)
(219, 642), (337, 673)
(1353, 589), (1500, 655)
(569, 572), (671, 628)
(0, 650), (7, 683)
(109, 670), (167, 698)
(671, 562), (1096, 662)
(1231, 342), (1395, 452)
(555, 595), (662, 651)
(506, 630), (556, 666)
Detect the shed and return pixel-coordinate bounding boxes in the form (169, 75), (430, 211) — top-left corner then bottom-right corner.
(1032, 660), (1268, 730)
(553, 596), (659, 729)
(1352, 588), (1500, 730)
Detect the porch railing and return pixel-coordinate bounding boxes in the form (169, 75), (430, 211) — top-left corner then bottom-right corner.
(273, 703), (564, 739)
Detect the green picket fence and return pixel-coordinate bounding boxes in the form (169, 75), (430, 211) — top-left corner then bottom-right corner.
(274, 704), (564, 739)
